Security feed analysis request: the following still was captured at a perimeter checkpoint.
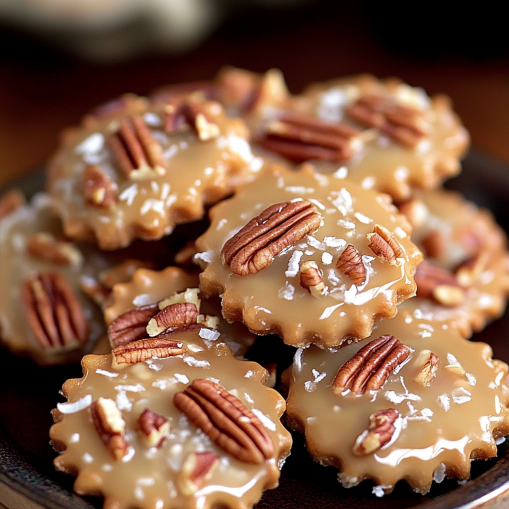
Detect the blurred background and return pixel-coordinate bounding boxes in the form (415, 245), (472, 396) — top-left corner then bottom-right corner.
(1, 0), (508, 188)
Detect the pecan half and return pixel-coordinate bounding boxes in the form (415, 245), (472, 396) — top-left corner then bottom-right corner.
(146, 302), (199, 337)
(222, 200), (321, 276)
(367, 225), (404, 265)
(21, 272), (89, 349)
(0, 188), (25, 220)
(414, 350), (439, 387)
(174, 379), (275, 464)
(336, 244), (367, 285)
(108, 304), (158, 347)
(332, 335), (411, 395)
(90, 398), (128, 460)
(258, 111), (360, 163)
(178, 451), (219, 495)
(112, 337), (185, 368)
(109, 116), (166, 180)
(26, 233), (82, 267)
(82, 165), (117, 208)
(414, 260), (465, 307)
(299, 260), (326, 297)
(353, 408), (401, 455)
(137, 408), (169, 448)
(164, 100), (219, 141)
(346, 94), (429, 148)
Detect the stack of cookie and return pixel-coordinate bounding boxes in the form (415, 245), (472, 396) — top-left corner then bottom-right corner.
(1, 67), (509, 506)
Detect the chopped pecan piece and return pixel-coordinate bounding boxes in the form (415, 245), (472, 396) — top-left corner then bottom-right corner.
(82, 165), (117, 208)
(174, 379), (275, 464)
(414, 350), (439, 386)
(299, 260), (326, 297)
(420, 231), (445, 259)
(100, 259), (157, 290)
(178, 451), (219, 495)
(108, 304), (159, 347)
(21, 272), (89, 349)
(414, 260), (465, 307)
(221, 200), (321, 276)
(258, 111), (360, 163)
(0, 188), (25, 220)
(397, 199), (429, 230)
(80, 277), (111, 307)
(332, 335), (411, 395)
(336, 244), (367, 285)
(367, 224), (404, 265)
(346, 94), (429, 147)
(112, 337), (185, 368)
(146, 302), (199, 337)
(137, 408), (169, 448)
(353, 408), (401, 455)
(455, 252), (490, 287)
(164, 100), (220, 141)
(90, 398), (128, 460)
(26, 232), (82, 267)
(109, 116), (166, 180)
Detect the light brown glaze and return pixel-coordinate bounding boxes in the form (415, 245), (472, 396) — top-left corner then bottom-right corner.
(197, 163), (422, 348)
(104, 266), (256, 357)
(285, 311), (509, 495)
(50, 330), (292, 509)
(47, 94), (261, 250)
(399, 189), (509, 337)
(0, 193), (111, 364)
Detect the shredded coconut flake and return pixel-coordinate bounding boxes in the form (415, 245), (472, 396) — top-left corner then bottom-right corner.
(285, 250), (303, 277)
(199, 328), (220, 341)
(96, 369), (119, 378)
(57, 394), (92, 414)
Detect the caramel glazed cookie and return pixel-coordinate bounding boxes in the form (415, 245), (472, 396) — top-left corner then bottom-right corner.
(50, 325), (292, 509)
(154, 67), (470, 202)
(0, 191), (145, 365)
(196, 162), (422, 349)
(47, 92), (262, 250)
(284, 310), (509, 496)
(104, 266), (256, 358)
(398, 188), (509, 337)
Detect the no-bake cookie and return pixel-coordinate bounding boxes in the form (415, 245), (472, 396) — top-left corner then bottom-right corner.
(50, 329), (291, 509)
(255, 73), (469, 202)
(197, 163), (422, 348)
(398, 189), (509, 337)
(285, 311), (509, 495)
(104, 266), (256, 357)
(47, 93), (261, 250)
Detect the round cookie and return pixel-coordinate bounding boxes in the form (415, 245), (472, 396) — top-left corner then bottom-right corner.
(104, 266), (257, 357)
(196, 163), (422, 349)
(0, 193), (114, 364)
(47, 93), (261, 250)
(398, 189), (509, 337)
(285, 311), (509, 496)
(50, 329), (292, 509)
(254, 73), (469, 202)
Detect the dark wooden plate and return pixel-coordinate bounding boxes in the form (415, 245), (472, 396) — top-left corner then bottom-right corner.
(2, 150), (509, 509)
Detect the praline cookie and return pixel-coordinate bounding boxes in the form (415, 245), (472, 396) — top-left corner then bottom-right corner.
(398, 188), (509, 337)
(104, 266), (256, 357)
(0, 193), (112, 364)
(196, 163), (422, 349)
(285, 311), (509, 495)
(50, 329), (292, 509)
(255, 73), (469, 201)
(47, 93), (261, 249)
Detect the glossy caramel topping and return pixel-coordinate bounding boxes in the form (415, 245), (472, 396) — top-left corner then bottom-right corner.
(47, 94), (261, 250)
(399, 189), (509, 337)
(285, 311), (509, 495)
(50, 330), (291, 509)
(0, 193), (109, 365)
(104, 266), (256, 357)
(197, 163), (422, 348)
(255, 74), (468, 202)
